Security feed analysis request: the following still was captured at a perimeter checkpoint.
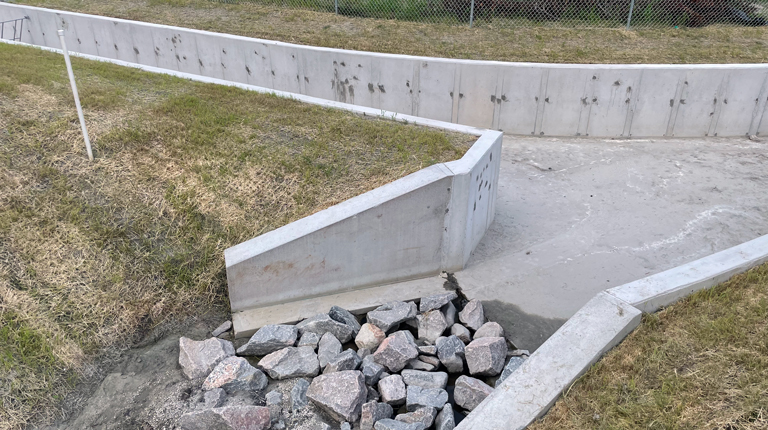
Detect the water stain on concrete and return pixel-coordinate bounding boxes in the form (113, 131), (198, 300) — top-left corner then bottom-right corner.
(482, 300), (566, 352)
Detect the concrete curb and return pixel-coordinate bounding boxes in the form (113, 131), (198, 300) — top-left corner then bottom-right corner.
(457, 233), (768, 430)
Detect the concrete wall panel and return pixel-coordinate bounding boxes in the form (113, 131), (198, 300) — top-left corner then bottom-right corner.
(715, 70), (768, 137)
(497, 66), (542, 135)
(629, 69), (683, 137)
(456, 63), (497, 129)
(416, 60), (455, 123)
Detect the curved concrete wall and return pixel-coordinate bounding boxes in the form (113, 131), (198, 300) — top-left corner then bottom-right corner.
(2, 3), (768, 137)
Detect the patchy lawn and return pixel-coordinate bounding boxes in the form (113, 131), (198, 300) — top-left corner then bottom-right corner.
(530, 262), (768, 430)
(0, 42), (472, 429)
(15, 0), (768, 64)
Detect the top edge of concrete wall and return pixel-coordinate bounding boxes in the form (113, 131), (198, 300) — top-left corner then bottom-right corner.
(4, 3), (768, 70)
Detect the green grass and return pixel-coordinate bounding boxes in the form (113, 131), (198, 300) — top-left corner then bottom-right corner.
(529, 263), (768, 430)
(17, 0), (768, 63)
(0, 42), (472, 429)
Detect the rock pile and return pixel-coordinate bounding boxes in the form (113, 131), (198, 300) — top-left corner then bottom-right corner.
(176, 292), (530, 430)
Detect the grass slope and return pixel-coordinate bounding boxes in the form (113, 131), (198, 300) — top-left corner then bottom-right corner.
(530, 262), (768, 430)
(0, 42), (472, 429)
(15, 0), (768, 63)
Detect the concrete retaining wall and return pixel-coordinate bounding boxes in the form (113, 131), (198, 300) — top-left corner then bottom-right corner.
(3, 3), (768, 137)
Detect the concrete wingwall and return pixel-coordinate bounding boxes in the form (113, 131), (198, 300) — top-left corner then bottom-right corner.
(3, 3), (768, 137)
(225, 131), (502, 312)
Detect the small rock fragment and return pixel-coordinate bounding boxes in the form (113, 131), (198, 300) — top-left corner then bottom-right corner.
(435, 335), (465, 373)
(318, 332), (343, 369)
(374, 419), (423, 430)
(458, 299), (484, 331)
(404, 358), (435, 372)
(297, 314), (356, 343)
(450, 324), (472, 344)
(298, 331), (321, 348)
(356, 323), (387, 350)
(361, 355), (385, 385)
(417, 310), (448, 343)
(236, 325), (298, 356)
(258, 346), (320, 380)
(177, 406), (271, 430)
(419, 292), (458, 313)
(405, 385), (448, 411)
(179, 337), (235, 380)
(203, 356), (268, 393)
(509, 349), (530, 357)
(417, 345), (437, 356)
(396, 407), (437, 428)
(441, 302), (457, 327)
(401, 370), (448, 389)
(211, 321), (233, 338)
(367, 302), (418, 333)
(360, 401), (394, 430)
(495, 356), (527, 387)
(204, 388), (226, 408)
(419, 355), (440, 367)
(473, 322), (504, 339)
(340, 422), (352, 430)
(291, 378), (311, 411)
(377, 374), (407, 405)
(454, 375), (494, 411)
(373, 331), (419, 372)
(435, 403), (455, 430)
(367, 386), (381, 402)
(329, 305), (362, 334)
(324, 349), (362, 373)
(266, 390), (283, 422)
(465, 337), (508, 376)
(306, 370), (367, 422)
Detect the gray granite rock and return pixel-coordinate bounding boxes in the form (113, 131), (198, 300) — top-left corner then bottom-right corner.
(465, 337), (508, 376)
(360, 401), (394, 430)
(266, 390), (283, 422)
(318, 332), (343, 369)
(449, 324), (472, 344)
(362, 355), (385, 386)
(291, 378), (311, 411)
(377, 374), (406, 406)
(401, 370), (448, 389)
(202, 356), (268, 393)
(179, 337), (235, 380)
(404, 358), (435, 372)
(473, 322), (504, 339)
(405, 385), (448, 411)
(258, 346), (320, 379)
(418, 355), (440, 368)
(324, 349), (362, 373)
(178, 406), (271, 430)
(374, 419), (424, 430)
(306, 370), (367, 422)
(297, 332), (321, 348)
(419, 292), (458, 313)
(356, 323), (387, 351)
(396, 407), (437, 428)
(441, 302), (457, 327)
(211, 321), (232, 338)
(358, 348), (371, 359)
(329, 306), (362, 334)
(458, 299), (485, 331)
(454, 375), (494, 411)
(367, 302), (418, 333)
(435, 335), (465, 373)
(367, 386), (381, 402)
(417, 345), (437, 356)
(417, 310), (448, 343)
(495, 356), (527, 387)
(236, 325), (298, 356)
(297, 314), (356, 343)
(373, 331), (419, 373)
(204, 388), (226, 408)
(340, 422), (352, 430)
(435, 403), (455, 430)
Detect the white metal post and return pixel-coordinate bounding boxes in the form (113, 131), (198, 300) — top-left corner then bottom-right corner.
(57, 29), (93, 161)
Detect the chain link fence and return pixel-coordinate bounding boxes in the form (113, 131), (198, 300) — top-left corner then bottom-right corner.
(214, 0), (768, 28)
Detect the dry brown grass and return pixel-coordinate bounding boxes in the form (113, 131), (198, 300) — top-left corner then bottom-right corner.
(530, 263), (768, 430)
(18, 0), (768, 63)
(0, 42), (472, 429)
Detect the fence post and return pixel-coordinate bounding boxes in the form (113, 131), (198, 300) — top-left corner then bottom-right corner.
(57, 29), (94, 161)
(469, 0), (475, 27)
(626, 0), (635, 30)
(335, 0), (338, 14)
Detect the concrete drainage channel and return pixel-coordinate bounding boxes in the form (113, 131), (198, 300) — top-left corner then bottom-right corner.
(3, 7), (768, 430)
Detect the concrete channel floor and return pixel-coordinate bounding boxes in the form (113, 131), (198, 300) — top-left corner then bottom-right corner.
(456, 135), (768, 351)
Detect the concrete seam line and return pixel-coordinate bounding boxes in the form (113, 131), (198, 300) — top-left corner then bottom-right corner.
(605, 233), (768, 313)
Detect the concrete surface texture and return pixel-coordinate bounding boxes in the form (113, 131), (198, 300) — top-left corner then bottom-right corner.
(457, 135), (768, 351)
(4, 3), (768, 137)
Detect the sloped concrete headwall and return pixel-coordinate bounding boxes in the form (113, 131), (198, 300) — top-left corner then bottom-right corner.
(3, 3), (768, 137)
